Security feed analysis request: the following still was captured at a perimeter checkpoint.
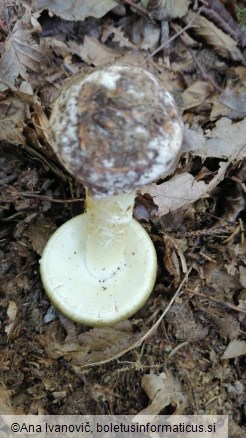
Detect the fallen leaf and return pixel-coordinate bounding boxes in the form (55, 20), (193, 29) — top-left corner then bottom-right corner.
(0, 98), (26, 144)
(140, 173), (206, 217)
(108, 25), (136, 49)
(36, 321), (147, 368)
(68, 36), (122, 67)
(222, 340), (246, 359)
(205, 118), (246, 160)
(216, 315), (241, 341)
(4, 301), (18, 336)
(135, 372), (187, 417)
(0, 386), (15, 414)
(32, 0), (117, 21)
(24, 217), (57, 255)
(149, 0), (189, 20)
(182, 118), (246, 160)
(239, 266), (246, 288)
(219, 88), (246, 118)
(0, 7), (42, 91)
(181, 80), (213, 110)
(184, 12), (244, 62)
(141, 160), (231, 219)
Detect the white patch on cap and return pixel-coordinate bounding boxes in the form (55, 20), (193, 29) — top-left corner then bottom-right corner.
(84, 69), (121, 90)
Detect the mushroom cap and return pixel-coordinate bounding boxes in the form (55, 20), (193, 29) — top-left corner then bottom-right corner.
(49, 65), (183, 198)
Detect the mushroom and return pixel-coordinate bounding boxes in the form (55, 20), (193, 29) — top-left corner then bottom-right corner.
(40, 65), (183, 326)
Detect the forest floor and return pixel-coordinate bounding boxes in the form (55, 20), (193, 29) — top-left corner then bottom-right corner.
(0, 1), (246, 437)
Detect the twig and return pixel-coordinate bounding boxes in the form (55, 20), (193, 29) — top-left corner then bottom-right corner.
(184, 288), (246, 315)
(17, 192), (83, 204)
(171, 22), (222, 93)
(142, 7), (204, 64)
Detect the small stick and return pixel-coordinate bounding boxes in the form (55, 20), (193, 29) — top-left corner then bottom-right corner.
(184, 288), (246, 315)
(142, 7), (204, 65)
(18, 192), (83, 204)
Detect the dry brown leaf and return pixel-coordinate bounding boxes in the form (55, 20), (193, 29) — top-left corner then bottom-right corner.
(36, 321), (147, 367)
(149, 0), (189, 20)
(141, 173), (206, 217)
(222, 340), (246, 359)
(130, 18), (160, 50)
(239, 266), (246, 287)
(0, 381), (23, 414)
(182, 118), (246, 160)
(181, 80), (213, 110)
(141, 161), (230, 219)
(0, 7), (42, 91)
(219, 88), (246, 118)
(0, 98), (25, 144)
(24, 217), (57, 255)
(166, 303), (209, 341)
(107, 25), (136, 49)
(135, 372), (187, 417)
(184, 12), (243, 62)
(4, 301), (18, 336)
(68, 36), (122, 67)
(32, 0), (117, 21)
(205, 118), (246, 160)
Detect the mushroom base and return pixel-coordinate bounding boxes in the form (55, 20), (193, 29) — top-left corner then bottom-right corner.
(40, 214), (157, 326)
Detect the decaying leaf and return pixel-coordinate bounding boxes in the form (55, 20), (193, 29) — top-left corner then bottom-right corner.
(36, 321), (147, 368)
(205, 118), (246, 160)
(184, 12), (244, 62)
(68, 36), (123, 67)
(182, 118), (246, 160)
(141, 160), (231, 219)
(135, 372), (187, 416)
(0, 98), (25, 144)
(107, 25), (136, 49)
(222, 339), (246, 359)
(32, 0), (117, 21)
(0, 381), (23, 414)
(219, 88), (246, 118)
(4, 301), (18, 337)
(24, 217), (57, 255)
(130, 18), (161, 50)
(166, 303), (209, 341)
(140, 173), (206, 218)
(181, 80), (213, 110)
(148, 0), (189, 20)
(163, 234), (187, 286)
(0, 7), (42, 91)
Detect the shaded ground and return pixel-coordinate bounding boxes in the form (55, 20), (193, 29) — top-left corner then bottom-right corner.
(0, 1), (246, 437)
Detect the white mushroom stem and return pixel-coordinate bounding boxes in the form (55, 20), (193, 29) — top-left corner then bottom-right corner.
(85, 191), (137, 280)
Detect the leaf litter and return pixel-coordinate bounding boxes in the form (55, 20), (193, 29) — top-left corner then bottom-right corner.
(0, 0), (245, 433)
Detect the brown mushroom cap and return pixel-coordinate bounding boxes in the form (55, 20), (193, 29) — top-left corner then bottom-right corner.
(49, 65), (183, 198)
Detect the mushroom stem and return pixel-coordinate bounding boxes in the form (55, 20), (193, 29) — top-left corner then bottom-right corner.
(85, 191), (136, 280)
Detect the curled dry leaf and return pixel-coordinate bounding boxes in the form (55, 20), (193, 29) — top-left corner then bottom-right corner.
(31, 0), (117, 21)
(4, 301), (18, 337)
(135, 372), (187, 417)
(184, 12), (244, 62)
(0, 7), (42, 91)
